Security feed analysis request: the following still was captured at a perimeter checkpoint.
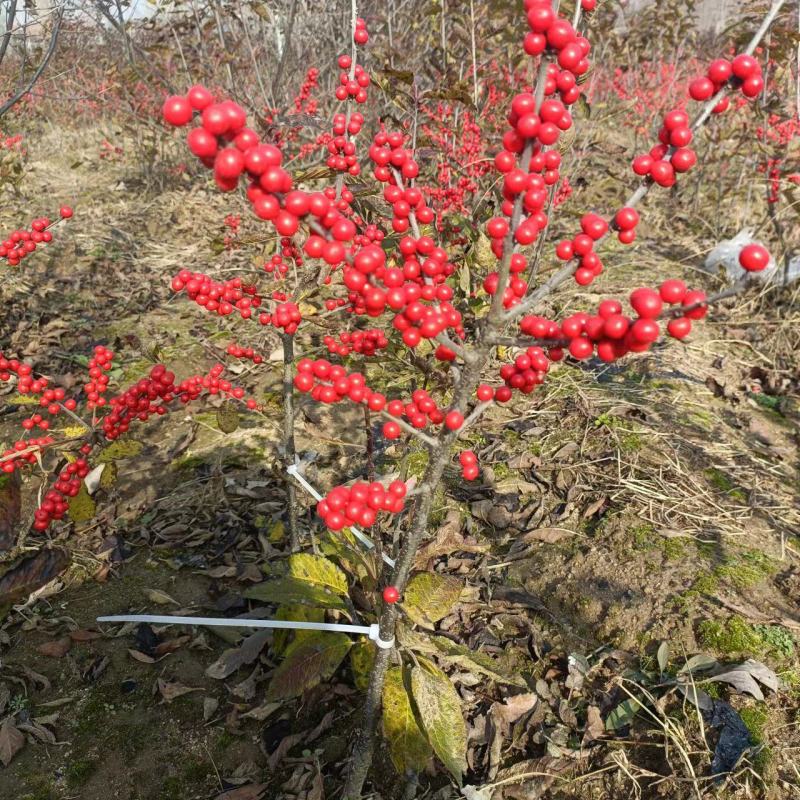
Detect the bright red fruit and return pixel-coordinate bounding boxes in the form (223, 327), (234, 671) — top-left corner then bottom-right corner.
(383, 586), (399, 604)
(738, 243), (770, 272)
(445, 410), (464, 431)
(162, 95), (193, 126)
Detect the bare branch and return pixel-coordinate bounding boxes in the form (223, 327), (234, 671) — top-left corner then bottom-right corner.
(0, 7), (63, 119)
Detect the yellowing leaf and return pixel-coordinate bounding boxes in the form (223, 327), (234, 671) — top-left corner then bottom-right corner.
(68, 483), (96, 523)
(146, 589), (180, 605)
(61, 425), (90, 438)
(411, 660), (467, 785)
(298, 301), (318, 317)
(6, 395), (38, 405)
(383, 666), (432, 774)
(268, 519), (285, 543)
(287, 553), (348, 596)
(216, 400), (240, 433)
(475, 231), (495, 269)
(266, 631), (351, 701)
(402, 573), (463, 628)
(272, 605), (324, 654)
(350, 637), (375, 692)
(97, 439), (143, 463)
(99, 461), (118, 490)
(244, 577), (348, 609)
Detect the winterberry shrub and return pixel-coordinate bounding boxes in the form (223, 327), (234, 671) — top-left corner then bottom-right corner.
(1, 0), (793, 796)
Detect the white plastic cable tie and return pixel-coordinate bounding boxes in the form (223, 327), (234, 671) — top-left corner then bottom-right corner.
(96, 614), (375, 637)
(286, 464), (396, 568)
(368, 623), (395, 649)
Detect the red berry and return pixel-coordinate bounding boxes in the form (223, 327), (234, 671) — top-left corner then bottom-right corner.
(59, 206), (73, 219)
(382, 586), (399, 604)
(738, 243), (770, 272)
(689, 77), (715, 101)
(162, 95), (193, 126)
(445, 410), (464, 431)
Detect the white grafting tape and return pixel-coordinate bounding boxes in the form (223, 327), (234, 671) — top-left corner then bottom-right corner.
(286, 463), (396, 568)
(96, 614), (375, 637)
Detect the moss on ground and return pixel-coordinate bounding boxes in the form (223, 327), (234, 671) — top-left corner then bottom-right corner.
(698, 615), (796, 659)
(739, 704), (772, 775)
(704, 467), (747, 502)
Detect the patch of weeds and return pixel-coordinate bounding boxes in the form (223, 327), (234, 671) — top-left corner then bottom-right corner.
(406, 448), (429, 479)
(492, 462), (512, 482)
(704, 467), (747, 502)
(739, 704), (772, 774)
(172, 454), (207, 472)
(683, 408), (714, 431)
(528, 440), (542, 456)
(661, 537), (687, 560)
(717, 550), (776, 590)
(753, 625), (795, 659)
(215, 730), (236, 751)
(697, 616), (763, 655)
(502, 428), (521, 445)
(631, 522), (656, 550)
(692, 572), (720, 595)
(66, 757), (99, 788)
(619, 431), (644, 452)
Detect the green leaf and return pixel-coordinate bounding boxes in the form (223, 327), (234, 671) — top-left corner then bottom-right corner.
(266, 631), (351, 701)
(244, 577), (348, 610)
(97, 439), (143, 463)
(272, 605), (325, 654)
(216, 400), (239, 433)
(402, 573), (462, 627)
(604, 698), (640, 731)
(383, 666), (432, 774)
(350, 637), (375, 692)
(410, 660), (467, 785)
(397, 623), (526, 686)
(68, 483), (96, 523)
(431, 637), (528, 687)
(288, 553), (349, 596)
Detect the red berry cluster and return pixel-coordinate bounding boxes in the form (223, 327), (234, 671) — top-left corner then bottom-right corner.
(554, 212), (609, 286)
(381, 389), (462, 439)
(293, 358), (383, 406)
(368, 132), (428, 215)
(521, 10), (589, 101)
(227, 343), (264, 364)
(458, 450), (479, 481)
(631, 109), (696, 187)
(85, 345), (115, 408)
(164, 87), (361, 244)
(353, 17), (368, 46)
(1, 436), (53, 474)
(263, 253), (289, 276)
(102, 363), (255, 440)
(324, 329), (389, 357)
(265, 300), (302, 334)
(688, 55), (764, 105)
(316, 479), (407, 532)
(32, 458), (90, 531)
(0, 207), (71, 266)
(499, 346), (550, 396)
(326, 112), (364, 175)
(171, 270), (262, 319)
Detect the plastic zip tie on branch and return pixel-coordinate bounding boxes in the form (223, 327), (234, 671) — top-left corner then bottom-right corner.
(96, 614), (394, 648)
(286, 463), (396, 568)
